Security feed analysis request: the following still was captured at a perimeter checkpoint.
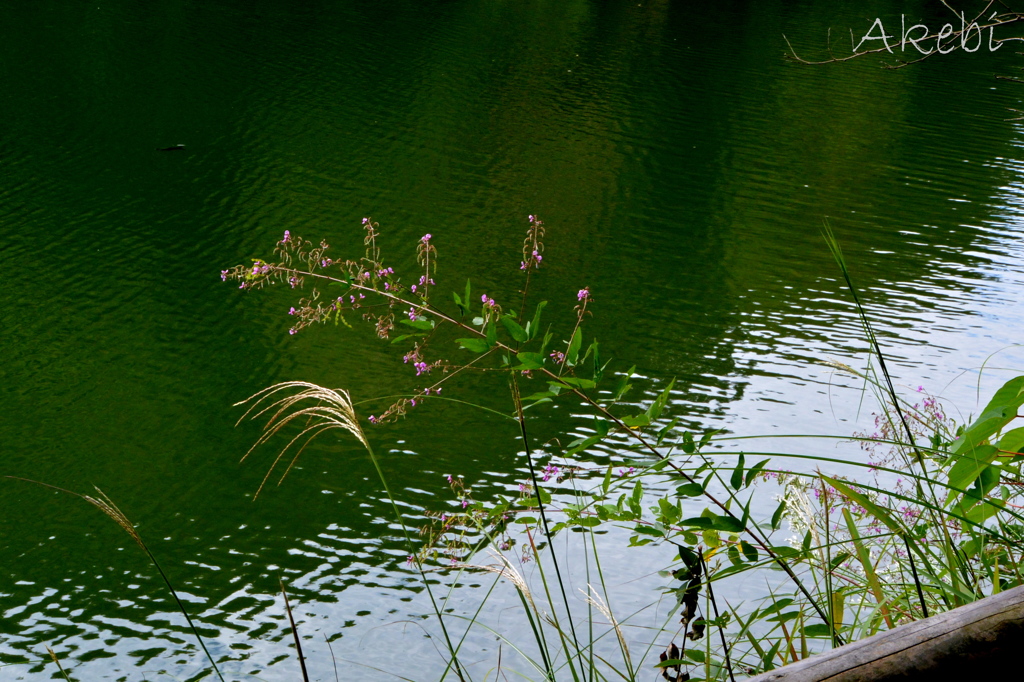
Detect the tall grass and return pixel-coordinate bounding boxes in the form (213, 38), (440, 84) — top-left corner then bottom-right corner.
(218, 217), (1024, 679)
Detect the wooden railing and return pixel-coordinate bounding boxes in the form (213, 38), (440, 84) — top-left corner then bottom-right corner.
(744, 584), (1024, 681)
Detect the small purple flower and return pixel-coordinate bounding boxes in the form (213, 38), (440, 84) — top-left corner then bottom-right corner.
(281, 230), (291, 243)
(541, 464), (560, 482)
(446, 474), (453, 484)
(550, 351), (565, 363)
(289, 307), (297, 315)
(362, 218), (369, 225)
(421, 233), (432, 243)
(461, 498), (469, 509)
(368, 415), (378, 424)
(406, 555), (415, 567)
(221, 270), (229, 281)
(577, 288), (590, 301)
(618, 467), (635, 478)
(528, 215), (534, 222)
(407, 308), (418, 320)
(289, 328), (296, 335)
(414, 361), (430, 376)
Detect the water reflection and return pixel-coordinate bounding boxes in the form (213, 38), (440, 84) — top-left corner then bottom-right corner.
(2, 0), (1024, 678)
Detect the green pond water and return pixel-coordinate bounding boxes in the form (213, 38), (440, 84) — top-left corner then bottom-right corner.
(3, 1), (1024, 679)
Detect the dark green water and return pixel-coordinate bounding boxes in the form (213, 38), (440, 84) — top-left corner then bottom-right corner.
(3, 1), (1024, 679)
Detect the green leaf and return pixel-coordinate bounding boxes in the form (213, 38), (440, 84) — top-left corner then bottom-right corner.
(676, 482), (704, 498)
(485, 322), (498, 348)
(556, 377), (597, 390)
(771, 499), (787, 531)
(730, 453), (745, 491)
(824, 476), (904, 534)
(647, 379), (676, 421)
(681, 431), (695, 454)
(595, 419), (610, 437)
(574, 516), (601, 527)
(654, 659), (686, 669)
(515, 352), (545, 370)
(464, 279), (472, 313)
(400, 318), (434, 330)
(622, 414), (650, 428)
(745, 458), (771, 488)
(802, 623), (833, 638)
(740, 540), (758, 563)
(709, 514), (745, 533)
(591, 340), (604, 382)
(952, 376), (1024, 457)
(566, 433), (602, 456)
(540, 331), (553, 356)
(657, 417), (679, 446)
(678, 545), (700, 570)
(457, 338), (489, 353)
(566, 328), (583, 367)
(501, 316), (528, 343)
(681, 516), (712, 529)
(759, 598), (794, 616)
(612, 366), (635, 401)
(452, 290), (468, 316)
(529, 301), (547, 341)
(998, 427), (1024, 456)
(945, 444), (999, 506)
(390, 333), (427, 344)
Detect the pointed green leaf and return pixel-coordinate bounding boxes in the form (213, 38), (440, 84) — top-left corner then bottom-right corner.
(400, 318), (434, 330)
(528, 301), (547, 341)
(647, 379), (676, 421)
(457, 338), (489, 353)
(501, 316), (529, 343)
(730, 453), (745, 491)
(826, 476), (903, 534)
(515, 352), (545, 370)
(952, 376), (1024, 456)
(566, 328), (583, 366)
(945, 444), (999, 506)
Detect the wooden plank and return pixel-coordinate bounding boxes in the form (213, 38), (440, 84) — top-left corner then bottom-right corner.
(744, 584), (1024, 681)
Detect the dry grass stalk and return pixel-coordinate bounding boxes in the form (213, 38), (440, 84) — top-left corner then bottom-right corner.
(581, 585), (632, 670)
(234, 381), (368, 498)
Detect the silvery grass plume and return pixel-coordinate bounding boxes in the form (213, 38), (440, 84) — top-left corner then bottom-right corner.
(461, 551), (541, 617)
(580, 585), (632, 671)
(1, 477), (227, 682)
(235, 381), (368, 498)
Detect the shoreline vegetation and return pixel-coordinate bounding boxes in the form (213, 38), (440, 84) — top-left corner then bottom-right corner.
(8, 217), (1024, 680)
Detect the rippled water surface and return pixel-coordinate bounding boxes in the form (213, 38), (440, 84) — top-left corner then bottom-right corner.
(3, 1), (1024, 679)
